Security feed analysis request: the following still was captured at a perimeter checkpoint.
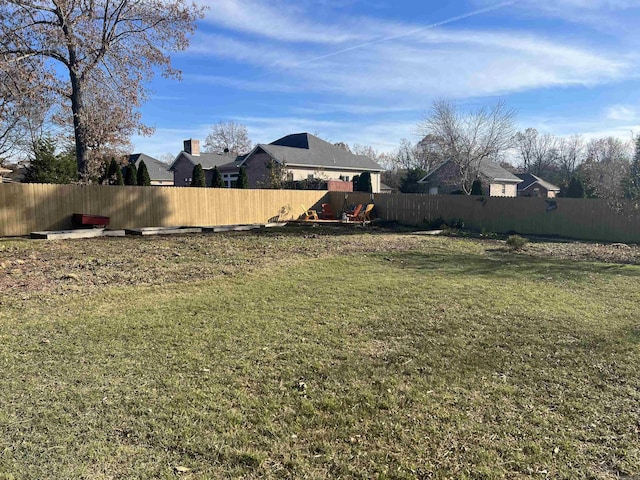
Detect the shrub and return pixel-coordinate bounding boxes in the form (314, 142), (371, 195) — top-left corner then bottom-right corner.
(124, 163), (137, 185)
(506, 235), (528, 251)
(137, 160), (151, 186)
(236, 166), (248, 189)
(191, 164), (206, 187)
(471, 179), (484, 196)
(106, 158), (124, 185)
(211, 166), (224, 188)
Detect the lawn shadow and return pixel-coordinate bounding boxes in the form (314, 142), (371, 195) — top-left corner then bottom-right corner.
(381, 250), (640, 280)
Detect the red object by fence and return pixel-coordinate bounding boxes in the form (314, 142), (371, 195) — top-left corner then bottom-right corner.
(72, 213), (110, 228)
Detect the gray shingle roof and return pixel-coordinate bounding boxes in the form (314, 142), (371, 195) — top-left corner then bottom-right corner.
(170, 152), (245, 171)
(420, 159), (522, 183)
(515, 173), (560, 192)
(128, 153), (173, 182)
(246, 133), (384, 172)
(476, 159), (522, 182)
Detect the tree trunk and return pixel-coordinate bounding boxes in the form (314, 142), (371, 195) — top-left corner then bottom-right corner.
(69, 71), (88, 175)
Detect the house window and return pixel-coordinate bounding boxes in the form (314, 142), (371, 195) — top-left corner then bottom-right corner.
(501, 184), (506, 195)
(344, 176), (350, 182)
(307, 174), (314, 180)
(185, 178), (191, 183)
(429, 187), (438, 195)
(286, 172), (294, 182)
(223, 174), (237, 188)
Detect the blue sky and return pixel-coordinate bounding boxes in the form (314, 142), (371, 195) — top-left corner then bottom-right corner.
(132, 0), (640, 160)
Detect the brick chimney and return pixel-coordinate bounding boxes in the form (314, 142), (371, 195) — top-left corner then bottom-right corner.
(183, 139), (200, 156)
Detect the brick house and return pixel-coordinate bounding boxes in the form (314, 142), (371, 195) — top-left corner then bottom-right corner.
(418, 159), (522, 197)
(169, 140), (245, 187)
(515, 173), (560, 198)
(128, 153), (174, 186)
(240, 133), (384, 192)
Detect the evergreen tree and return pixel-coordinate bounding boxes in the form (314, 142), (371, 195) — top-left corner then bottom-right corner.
(399, 168), (427, 193)
(24, 137), (77, 184)
(191, 164), (206, 187)
(107, 158), (124, 185)
(566, 175), (585, 198)
(236, 166), (248, 189)
(351, 175), (360, 191)
(470, 179), (484, 196)
(137, 160), (151, 186)
(210, 166), (225, 188)
(623, 137), (640, 200)
(356, 171), (373, 193)
(124, 163), (137, 185)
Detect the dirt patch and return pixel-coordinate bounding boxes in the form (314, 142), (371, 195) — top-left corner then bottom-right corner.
(1, 226), (638, 303)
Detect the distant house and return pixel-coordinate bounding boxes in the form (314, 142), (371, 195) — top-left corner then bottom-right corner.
(169, 140), (245, 187)
(0, 167), (11, 183)
(128, 153), (174, 186)
(515, 173), (560, 198)
(379, 182), (393, 194)
(240, 133), (385, 193)
(0, 163), (26, 183)
(418, 159), (522, 197)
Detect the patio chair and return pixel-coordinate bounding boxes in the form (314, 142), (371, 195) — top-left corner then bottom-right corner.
(361, 203), (375, 222)
(345, 204), (363, 222)
(320, 203), (335, 220)
(300, 204), (318, 221)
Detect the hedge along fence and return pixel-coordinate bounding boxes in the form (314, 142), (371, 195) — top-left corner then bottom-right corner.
(328, 192), (640, 244)
(0, 183), (328, 237)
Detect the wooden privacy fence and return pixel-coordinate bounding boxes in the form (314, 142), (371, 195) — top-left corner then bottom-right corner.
(329, 192), (640, 244)
(0, 183), (328, 237)
(2, 184), (639, 243)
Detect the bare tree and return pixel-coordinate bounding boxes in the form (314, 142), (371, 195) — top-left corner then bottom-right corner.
(333, 142), (351, 152)
(419, 99), (516, 194)
(514, 128), (559, 176)
(556, 135), (584, 183)
(0, 1), (204, 175)
(204, 121), (252, 155)
(579, 137), (632, 198)
(394, 138), (416, 170)
(415, 134), (446, 173)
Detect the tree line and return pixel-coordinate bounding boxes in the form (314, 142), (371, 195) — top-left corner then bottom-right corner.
(367, 99), (639, 201)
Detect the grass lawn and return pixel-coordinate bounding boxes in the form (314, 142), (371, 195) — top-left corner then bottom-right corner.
(0, 228), (638, 479)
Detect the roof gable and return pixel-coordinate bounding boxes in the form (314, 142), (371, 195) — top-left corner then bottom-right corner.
(515, 173), (560, 191)
(169, 151), (244, 171)
(244, 132), (384, 172)
(129, 153), (172, 181)
(419, 159), (522, 184)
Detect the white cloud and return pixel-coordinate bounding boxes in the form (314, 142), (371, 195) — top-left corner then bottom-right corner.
(189, 26), (632, 100)
(197, 0), (371, 44)
(605, 104), (638, 122)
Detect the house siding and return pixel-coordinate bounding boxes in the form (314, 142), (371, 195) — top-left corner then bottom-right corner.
(489, 183), (518, 197)
(244, 152), (273, 188)
(172, 154), (197, 187)
(285, 166), (381, 193)
(518, 184), (557, 198)
(243, 151), (381, 191)
(422, 162), (464, 194)
(423, 161), (519, 197)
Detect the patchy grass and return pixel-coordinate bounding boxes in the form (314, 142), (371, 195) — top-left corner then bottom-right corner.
(0, 228), (639, 478)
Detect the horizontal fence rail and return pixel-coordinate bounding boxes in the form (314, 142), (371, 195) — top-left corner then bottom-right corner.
(0, 183), (329, 237)
(328, 192), (640, 244)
